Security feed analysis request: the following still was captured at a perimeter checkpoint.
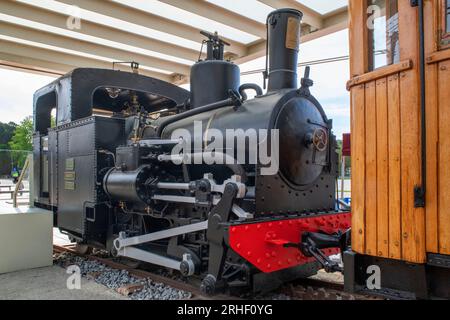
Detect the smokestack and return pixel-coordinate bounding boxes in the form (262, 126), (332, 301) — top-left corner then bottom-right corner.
(266, 9), (303, 91)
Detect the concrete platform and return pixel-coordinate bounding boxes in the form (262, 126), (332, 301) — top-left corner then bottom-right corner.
(53, 228), (72, 246)
(0, 207), (125, 300)
(0, 201), (129, 300)
(0, 266), (126, 300)
(0, 206), (53, 274)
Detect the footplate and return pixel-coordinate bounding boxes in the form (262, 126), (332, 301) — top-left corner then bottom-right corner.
(228, 212), (351, 273)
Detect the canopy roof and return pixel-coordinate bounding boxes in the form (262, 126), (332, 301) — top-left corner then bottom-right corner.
(0, 0), (348, 84)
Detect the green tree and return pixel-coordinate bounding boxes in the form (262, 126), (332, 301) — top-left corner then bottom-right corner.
(8, 117), (33, 169)
(0, 121), (16, 146)
(9, 117), (33, 151)
(0, 121), (17, 175)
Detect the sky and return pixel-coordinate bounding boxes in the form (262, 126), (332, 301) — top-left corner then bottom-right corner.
(0, 68), (55, 125)
(0, 0), (350, 138)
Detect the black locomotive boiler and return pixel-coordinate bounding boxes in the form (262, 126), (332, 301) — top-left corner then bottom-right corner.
(33, 9), (350, 295)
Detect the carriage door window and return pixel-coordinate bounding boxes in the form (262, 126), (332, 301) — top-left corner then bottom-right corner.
(368, 0), (400, 71)
(442, 0), (450, 48)
(446, 0), (450, 32)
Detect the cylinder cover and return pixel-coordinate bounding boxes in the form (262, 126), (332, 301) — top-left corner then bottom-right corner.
(103, 166), (153, 204)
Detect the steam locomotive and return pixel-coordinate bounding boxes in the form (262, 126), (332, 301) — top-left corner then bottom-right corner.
(33, 9), (350, 295)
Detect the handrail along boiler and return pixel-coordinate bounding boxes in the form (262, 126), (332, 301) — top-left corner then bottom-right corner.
(33, 9), (350, 294)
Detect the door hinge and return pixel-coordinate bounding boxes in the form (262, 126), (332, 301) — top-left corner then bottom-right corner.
(414, 186), (425, 208)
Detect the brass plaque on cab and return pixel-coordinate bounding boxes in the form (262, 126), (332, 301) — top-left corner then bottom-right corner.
(64, 181), (75, 191)
(64, 171), (76, 181)
(66, 158), (75, 171)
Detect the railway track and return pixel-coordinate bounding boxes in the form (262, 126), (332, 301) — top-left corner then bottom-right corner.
(53, 244), (230, 300)
(53, 244), (380, 301)
(280, 278), (382, 300)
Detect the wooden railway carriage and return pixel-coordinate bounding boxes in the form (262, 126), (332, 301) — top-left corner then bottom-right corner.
(345, 0), (450, 299)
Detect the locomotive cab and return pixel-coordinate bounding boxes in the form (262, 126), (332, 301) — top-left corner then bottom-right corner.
(33, 69), (190, 236)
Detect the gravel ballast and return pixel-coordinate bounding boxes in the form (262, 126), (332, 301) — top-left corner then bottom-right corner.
(54, 252), (192, 300)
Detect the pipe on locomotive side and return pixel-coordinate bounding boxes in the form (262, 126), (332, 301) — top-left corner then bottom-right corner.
(155, 91), (242, 137)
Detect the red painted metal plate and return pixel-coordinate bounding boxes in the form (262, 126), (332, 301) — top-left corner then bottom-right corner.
(228, 212), (351, 273)
(342, 133), (351, 157)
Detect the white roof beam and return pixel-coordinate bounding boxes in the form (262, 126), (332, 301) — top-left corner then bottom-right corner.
(322, 7), (349, 29)
(0, 52), (70, 77)
(0, 38), (173, 81)
(158, 0), (266, 39)
(236, 21), (348, 65)
(236, 5), (348, 65)
(1, 0), (203, 62)
(0, 20), (191, 76)
(56, 0), (247, 57)
(257, 0), (324, 29)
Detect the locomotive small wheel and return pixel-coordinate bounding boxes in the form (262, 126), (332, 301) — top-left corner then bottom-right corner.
(180, 254), (196, 277)
(200, 274), (217, 296)
(312, 128), (328, 152)
(113, 239), (121, 251)
(74, 243), (93, 255)
(110, 244), (119, 257)
(180, 261), (193, 277)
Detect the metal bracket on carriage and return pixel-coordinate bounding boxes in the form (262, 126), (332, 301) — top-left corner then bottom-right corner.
(297, 232), (344, 273)
(264, 231), (343, 273)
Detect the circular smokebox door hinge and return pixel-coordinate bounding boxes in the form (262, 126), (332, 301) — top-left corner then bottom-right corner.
(312, 128), (328, 152)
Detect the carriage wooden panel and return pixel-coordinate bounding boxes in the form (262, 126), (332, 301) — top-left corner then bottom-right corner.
(348, 0), (428, 264)
(423, 0), (450, 256)
(364, 81), (377, 257)
(387, 73), (402, 260)
(349, 0), (367, 255)
(424, 0), (440, 255)
(376, 78), (389, 258)
(437, 59), (450, 254)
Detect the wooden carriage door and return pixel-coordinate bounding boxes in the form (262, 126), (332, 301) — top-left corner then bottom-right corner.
(348, 0), (426, 263)
(424, 0), (450, 255)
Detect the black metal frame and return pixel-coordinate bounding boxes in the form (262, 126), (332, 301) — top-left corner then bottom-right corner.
(344, 251), (450, 299)
(411, 0), (427, 208)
